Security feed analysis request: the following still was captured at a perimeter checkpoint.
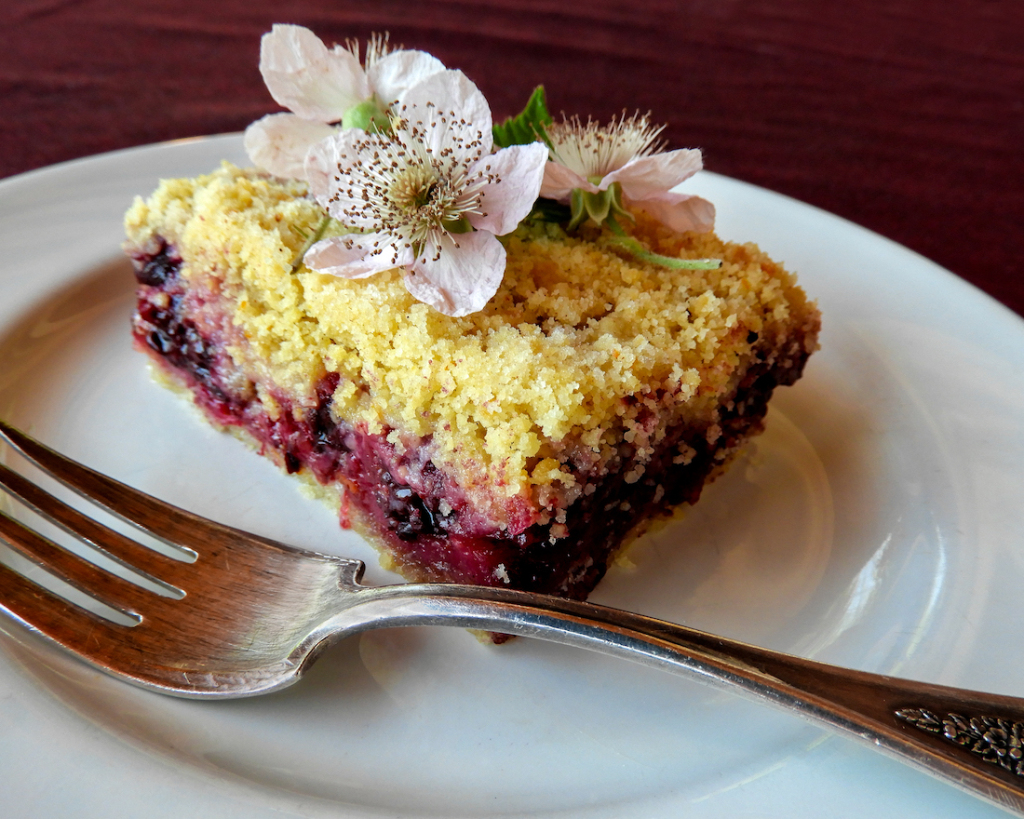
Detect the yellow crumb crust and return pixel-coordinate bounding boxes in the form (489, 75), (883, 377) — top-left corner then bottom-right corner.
(124, 163), (818, 500)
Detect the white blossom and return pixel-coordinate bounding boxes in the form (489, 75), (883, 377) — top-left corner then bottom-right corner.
(303, 69), (547, 316)
(244, 25), (446, 179)
(541, 112), (714, 233)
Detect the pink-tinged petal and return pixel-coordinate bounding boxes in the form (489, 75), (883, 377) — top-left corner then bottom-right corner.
(244, 114), (336, 179)
(260, 24), (369, 122)
(305, 129), (383, 230)
(468, 142), (547, 236)
(396, 69), (493, 161)
(304, 234), (414, 279)
(304, 130), (350, 204)
(539, 161), (597, 201)
(405, 231), (505, 316)
(367, 49), (446, 107)
(603, 147), (703, 199)
(627, 192), (716, 233)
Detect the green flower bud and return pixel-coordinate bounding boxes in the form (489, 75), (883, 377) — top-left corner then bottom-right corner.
(342, 99), (392, 133)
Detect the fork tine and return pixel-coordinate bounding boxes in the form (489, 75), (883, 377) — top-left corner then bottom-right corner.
(0, 509), (160, 618)
(0, 420), (288, 557)
(0, 560), (130, 651)
(0, 462), (191, 588)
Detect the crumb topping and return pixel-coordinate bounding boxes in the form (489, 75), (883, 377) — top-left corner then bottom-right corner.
(125, 163), (818, 498)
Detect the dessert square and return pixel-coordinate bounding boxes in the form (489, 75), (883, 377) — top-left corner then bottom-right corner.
(124, 163), (820, 615)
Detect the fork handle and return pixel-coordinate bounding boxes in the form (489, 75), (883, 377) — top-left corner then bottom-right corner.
(340, 582), (1024, 814)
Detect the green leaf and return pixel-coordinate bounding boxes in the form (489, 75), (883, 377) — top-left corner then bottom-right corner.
(493, 86), (553, 148)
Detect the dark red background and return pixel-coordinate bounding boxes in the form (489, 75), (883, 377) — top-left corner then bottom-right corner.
(3, 0), (1022, 314)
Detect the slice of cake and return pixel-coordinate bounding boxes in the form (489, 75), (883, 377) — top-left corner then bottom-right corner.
(124, 162), (819, 620)
(123, 25), (820, 634)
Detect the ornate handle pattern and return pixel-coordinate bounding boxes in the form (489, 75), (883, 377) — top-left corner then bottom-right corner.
(897, 708), (1024, 777)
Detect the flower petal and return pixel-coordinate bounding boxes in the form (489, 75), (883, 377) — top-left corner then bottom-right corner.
(603, 148), (703, 200)
(396, 69), (493, 163)
(244, 113), (337, 179)
(468, 142), (548, 235)
(627, 192), (716, 233)
(539, 160), (597, 201)
(367, 49), (446, 107)
(405, 231), (505, 316)
(304, 234), (414, 279)
(305, 129), (384, 230)
(260, 24), (369, 122)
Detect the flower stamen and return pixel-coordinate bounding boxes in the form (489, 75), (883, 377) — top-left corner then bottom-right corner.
(547, 112), (665, 181)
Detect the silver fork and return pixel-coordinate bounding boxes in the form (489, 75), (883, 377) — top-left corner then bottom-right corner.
(2, 421), (1024, 814)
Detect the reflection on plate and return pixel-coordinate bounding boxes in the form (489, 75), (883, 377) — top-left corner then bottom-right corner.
(1, 136), (1023, 818)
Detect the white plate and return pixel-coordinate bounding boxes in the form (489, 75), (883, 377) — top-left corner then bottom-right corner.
(1, 135), (1023, 818)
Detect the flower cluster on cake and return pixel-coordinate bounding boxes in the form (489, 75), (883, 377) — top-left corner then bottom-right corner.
(124, 25), (820, 637)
